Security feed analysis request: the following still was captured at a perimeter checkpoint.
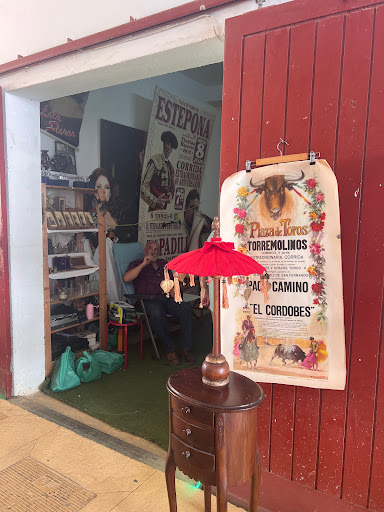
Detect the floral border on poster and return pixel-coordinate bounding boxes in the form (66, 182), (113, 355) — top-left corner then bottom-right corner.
(304, 177), (327, 322)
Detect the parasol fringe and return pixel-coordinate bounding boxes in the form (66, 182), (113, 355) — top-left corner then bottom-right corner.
(222, 278), (229, 309)
(173, 272), (182, 303)
(189, 274), (195, 287)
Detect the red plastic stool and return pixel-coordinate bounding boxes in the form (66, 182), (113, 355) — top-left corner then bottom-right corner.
(106, 318), (143, 370)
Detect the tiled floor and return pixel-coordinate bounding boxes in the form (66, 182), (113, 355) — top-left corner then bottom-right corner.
(0, 398), (244, 511)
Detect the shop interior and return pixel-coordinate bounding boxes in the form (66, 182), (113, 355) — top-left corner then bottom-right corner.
(40, 63), (223, 449)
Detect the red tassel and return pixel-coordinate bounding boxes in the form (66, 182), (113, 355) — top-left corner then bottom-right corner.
(174, 272), (182, 303)
(189, 274), (195, 287)
(222, 278), (229, 309)
(227, 276), (232, 286)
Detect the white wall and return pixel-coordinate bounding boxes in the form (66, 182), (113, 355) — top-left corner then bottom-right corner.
(5, 93), (45, 395)
(0, 0), (290, 67)
(41, 71), (222, 219)
(0, 0), (192, 65)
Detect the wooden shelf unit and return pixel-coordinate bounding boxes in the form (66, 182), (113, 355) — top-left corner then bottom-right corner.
(42, 183), (107, 376)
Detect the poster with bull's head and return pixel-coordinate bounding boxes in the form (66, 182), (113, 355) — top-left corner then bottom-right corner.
(220, 159), (346, 390)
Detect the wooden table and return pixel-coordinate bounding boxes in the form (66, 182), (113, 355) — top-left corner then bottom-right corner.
(166, 367), (264, 511)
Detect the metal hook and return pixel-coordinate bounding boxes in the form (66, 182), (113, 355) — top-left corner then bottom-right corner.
(277, 138), (289, 157)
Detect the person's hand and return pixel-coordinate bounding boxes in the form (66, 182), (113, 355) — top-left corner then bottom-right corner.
(156, 197), (166, 209)
(159, 193), (171, 204)
(142, 256), (151, 267)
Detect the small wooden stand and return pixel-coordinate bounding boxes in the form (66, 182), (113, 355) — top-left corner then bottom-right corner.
(166, 367), (264, 512)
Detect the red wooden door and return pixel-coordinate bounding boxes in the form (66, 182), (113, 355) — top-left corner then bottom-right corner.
(220, 1), (384, 510)
(0, 87), (12, 399)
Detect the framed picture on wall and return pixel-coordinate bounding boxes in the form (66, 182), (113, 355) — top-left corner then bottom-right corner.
(46, 211), (58, 229)
(84, 212), (95, 228)
(63, 211), (74, 227)
(78, 211), (88, 228)
(52, 141), (77, 174)
(54, 211), (67, 228)
(71, 212), (81, 228)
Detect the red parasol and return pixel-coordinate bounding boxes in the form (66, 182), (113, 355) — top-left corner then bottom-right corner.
(165, 218), (267, 388)
(167, 238), (265, 277)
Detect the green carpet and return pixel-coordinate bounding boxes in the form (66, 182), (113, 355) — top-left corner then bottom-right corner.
(42, 314), (213, 451)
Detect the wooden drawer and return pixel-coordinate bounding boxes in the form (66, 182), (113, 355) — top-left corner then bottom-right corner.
(171, 434), (216, 485)
(172, 413), (215, 453)
(171, 395), (214, 427)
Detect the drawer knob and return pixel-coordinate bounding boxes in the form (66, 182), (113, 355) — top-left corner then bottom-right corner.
(183, 428), (192, 436)
(181, 406), (191, 414)
(182, 451), (191, 458)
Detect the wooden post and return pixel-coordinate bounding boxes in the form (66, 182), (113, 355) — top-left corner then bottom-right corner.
(212, 277), (221, 357)
(42, 184), (52, 376)
(97, 206), (107, 350)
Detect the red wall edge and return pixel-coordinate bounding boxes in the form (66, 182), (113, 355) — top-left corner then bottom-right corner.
(0, 87), (12, 399)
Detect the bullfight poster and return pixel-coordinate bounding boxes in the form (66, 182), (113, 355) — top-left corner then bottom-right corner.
(138, 86), (215, 260)
(220, 159), (346, 390)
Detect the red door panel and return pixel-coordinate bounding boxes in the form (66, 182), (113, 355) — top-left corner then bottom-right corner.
(309, 14), (346, 497)
(221, 1), (384, 510)
(237, 33), (265, 173)
(365, 8), (384, 510)
(340, 7), (383, 506)
(260, 28), (289, 158)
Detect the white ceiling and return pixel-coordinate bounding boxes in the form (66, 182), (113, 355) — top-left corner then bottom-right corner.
(182, 62), (223, 87)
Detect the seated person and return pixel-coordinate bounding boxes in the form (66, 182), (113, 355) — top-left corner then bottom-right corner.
(123, 241), (194, 365)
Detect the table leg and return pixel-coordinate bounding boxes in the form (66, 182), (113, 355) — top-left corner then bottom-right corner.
(204, 485), (211, 512)
(165, 452), (177, 512)
(124, 324), (128, 370)
(249, 453), (261, 512)
(216, 414), (227, 512)
(217, 480), (227, 512)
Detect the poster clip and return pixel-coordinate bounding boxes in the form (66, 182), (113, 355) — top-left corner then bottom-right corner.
(309, 151), (320, 165)
(245, 160), (253, 172)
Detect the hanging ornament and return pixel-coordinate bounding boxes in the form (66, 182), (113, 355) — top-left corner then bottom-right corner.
(173, 272), (182, 303)
(178, 273), (186, 283)
(199, 276), (206, 308)
(189, 274), (195, 287)
(260, 272), (270, 303)
(161, 267), (174, 298)
(244, 277), (252, 306)
(227, 276), (233, 286)
(222, 278), (229, 309)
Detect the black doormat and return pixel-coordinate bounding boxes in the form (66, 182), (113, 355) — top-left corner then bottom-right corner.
(42, 314), (213, 451)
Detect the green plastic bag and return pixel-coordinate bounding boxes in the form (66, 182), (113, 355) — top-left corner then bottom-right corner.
(50, 346), (81, 392)
(91, 350), (124, 374)
(75, 351), (102, 383)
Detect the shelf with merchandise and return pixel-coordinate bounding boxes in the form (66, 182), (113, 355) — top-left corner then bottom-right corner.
(46, 185), (97, 194)
(50, 292), (99, 306)
(51, 316), (100, 334)
(42, 182), (107, 375)
(47, 228), (98, 234)
(48, 266), (99, 279)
